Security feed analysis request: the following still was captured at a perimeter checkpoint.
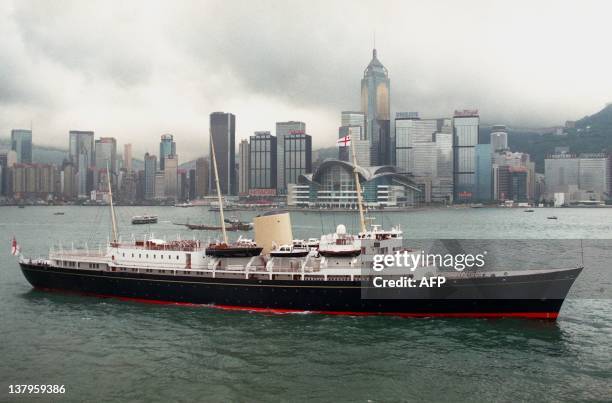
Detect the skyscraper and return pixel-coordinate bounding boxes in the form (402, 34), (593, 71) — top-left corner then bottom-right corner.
(69, 130), (95, 197)
(195, 157), (209, 198)
(341, 111), (366, 136)
(209, 112), (236, 195)
(453, 110), (480, 203)
(159, 134), (176, 171)
(281, 132), (312, 189)
(11, 129), (32, 164)
(95, 137), (117, 173)
(95, 137), (117, 190)
(394, 113), (453, 203)
(490, 125), (508, 152)
(249, 131), (276, 193)
(164, 154), (179, 200)
(124, 144), (133, 172)
(238, 139), (250, 196)
(275, 121), (306, 194)
(144, 153), (157, 200)
(361, 49), (391, 165)
(475, 144), (492, 201)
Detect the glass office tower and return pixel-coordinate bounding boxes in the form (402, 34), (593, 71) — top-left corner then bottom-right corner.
(453, 110), (480, 202)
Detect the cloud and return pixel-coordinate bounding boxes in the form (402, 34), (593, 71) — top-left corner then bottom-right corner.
(0, 0), (611, 161)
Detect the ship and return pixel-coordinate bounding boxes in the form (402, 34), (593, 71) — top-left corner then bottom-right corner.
(15, 141), (583, 320)
(131, 215), (158, 225)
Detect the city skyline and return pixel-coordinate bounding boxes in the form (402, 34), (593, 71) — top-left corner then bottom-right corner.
(1, 1), (611, 161)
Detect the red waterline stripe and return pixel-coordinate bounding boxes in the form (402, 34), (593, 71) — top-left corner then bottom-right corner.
(33, 287), (558, 319)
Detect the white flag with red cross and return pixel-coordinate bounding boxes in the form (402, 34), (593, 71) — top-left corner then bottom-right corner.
(337, 135), (351, 147)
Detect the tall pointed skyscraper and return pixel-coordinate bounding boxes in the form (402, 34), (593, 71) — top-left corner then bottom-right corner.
(361, 48), (391, 166)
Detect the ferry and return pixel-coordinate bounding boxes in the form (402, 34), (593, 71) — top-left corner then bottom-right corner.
(131, 215), (158, 225)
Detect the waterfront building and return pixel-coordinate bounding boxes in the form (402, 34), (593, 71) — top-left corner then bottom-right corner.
(119, 170), (138, 203)
(287, 159), (420, 208)
(578, 153), (610, 200)
(62, 163), (77, 199)
(154, 172), (165, 200)
(490, 125), (508, 152)
(510, 166), (529, 202)
(188, 169), (196, 200)
(453, 110), (480, 203)
(69, 130), (95, 197)
(544, 153), (579, 202)
(248, 132), (276, 195)
(275, 121), (306, 194)
(195, 157), (209, 198)
(95, 137), (117, 175)
(124, 144), (133, 172)
(395, 114), (453, 203)
(492, 150), (535, 201)
(238, 139), (250, 196)
(179, 170), (188, 201)
(209, 112), (236, 195)
(163, 154), (179, 200)
(281, 132), (312, 193)
(0, 150), (17, 196)
(136, 170), (146, 201)
(475, 144), (492, 202)
(11, 163), (57, 200)
(144, 153), (157, 200)
(11, 129), (32, 164)
(434, 120), (454, 203)
(159, 134), (176, 171)
(361, 49), (391, 165)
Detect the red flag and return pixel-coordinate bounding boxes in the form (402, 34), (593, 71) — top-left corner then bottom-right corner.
(11, 237), (20, 256)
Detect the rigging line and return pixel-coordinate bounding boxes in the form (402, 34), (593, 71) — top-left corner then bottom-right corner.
(319, 210), (324, 237)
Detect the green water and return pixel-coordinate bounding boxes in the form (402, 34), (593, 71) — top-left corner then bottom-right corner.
(0, 206), (610, 402)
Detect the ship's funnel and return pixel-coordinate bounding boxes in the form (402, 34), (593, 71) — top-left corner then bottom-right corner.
(253, 211), (293, 254)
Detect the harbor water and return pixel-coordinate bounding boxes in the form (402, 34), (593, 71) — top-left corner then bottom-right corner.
(0, 206), (610, 402)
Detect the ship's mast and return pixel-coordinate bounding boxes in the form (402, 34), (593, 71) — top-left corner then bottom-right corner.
(107, 160), (118, 243)
(349, 134), (367, 234)
(210, 135), (228, 244)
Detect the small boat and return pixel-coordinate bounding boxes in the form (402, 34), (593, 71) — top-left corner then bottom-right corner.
(174, 202), (194, 208)
(18, 205), (25, 209)
(224, 216), (253, 231)
(524, 209), (535, 212)
(206, 237), (263, 257)
(318, 225), (361, 257)
(270, 244), (309, 258)
(53, 212), (65, 216)
(184, 223), (239, 231)
(306, 238), (320, 250)
(131, 215), (158, 225)
(270, 240), (310, 258)
(547, 216), (558, 220)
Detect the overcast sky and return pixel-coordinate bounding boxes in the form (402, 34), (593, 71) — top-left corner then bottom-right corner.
(1, 0), (610, 161)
